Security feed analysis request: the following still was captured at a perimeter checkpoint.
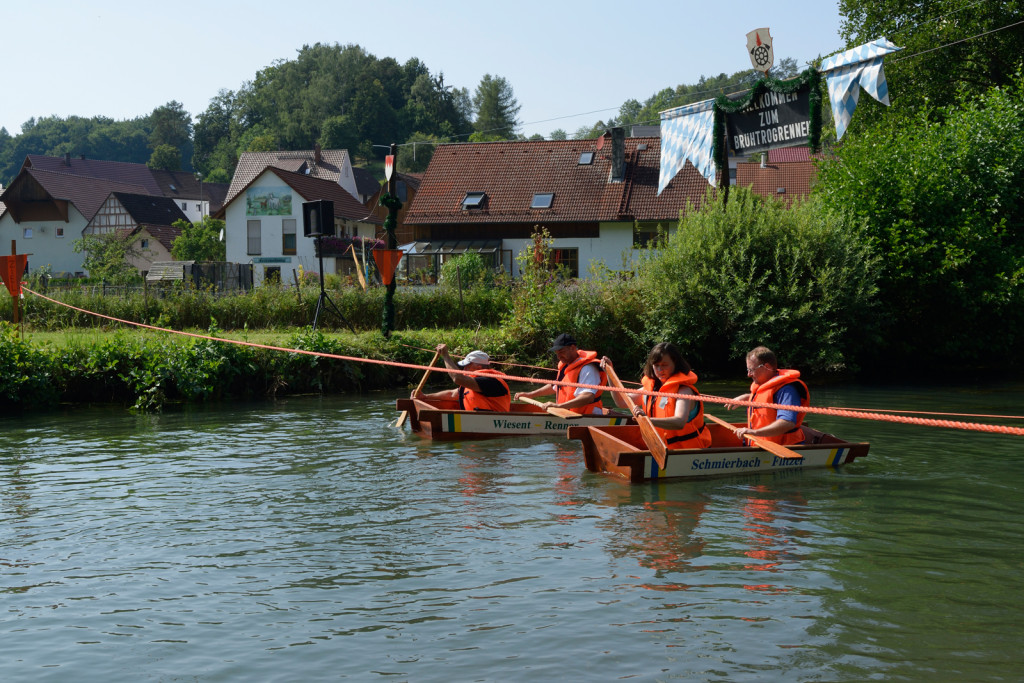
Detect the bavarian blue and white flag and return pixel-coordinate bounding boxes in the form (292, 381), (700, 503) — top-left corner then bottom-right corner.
(821, 38), (902, 139)
(658, 98), (717, 193)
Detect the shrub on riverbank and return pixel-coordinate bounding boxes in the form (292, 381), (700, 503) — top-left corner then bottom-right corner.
(1, 322), (507, 411)
(10, 281), (511, 331)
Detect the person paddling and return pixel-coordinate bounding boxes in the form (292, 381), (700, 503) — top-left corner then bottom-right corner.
(727, 346), (810, 445)
(601, 342), (712, 449)
(414, 343), (511, 412)
(514, 333), (607, 415)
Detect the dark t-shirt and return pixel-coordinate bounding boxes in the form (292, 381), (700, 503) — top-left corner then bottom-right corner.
(474, 376), (509, 397)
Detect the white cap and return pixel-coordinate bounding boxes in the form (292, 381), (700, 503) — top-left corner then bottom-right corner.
(457, 350), (490, 367)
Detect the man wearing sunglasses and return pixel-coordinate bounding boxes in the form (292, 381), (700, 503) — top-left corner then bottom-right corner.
(727, 346), (809, 445)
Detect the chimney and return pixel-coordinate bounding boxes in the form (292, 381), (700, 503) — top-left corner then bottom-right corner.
(609, 127), (625, 183)
(314, 142), (322, 165)
(64, 152), (71, 166)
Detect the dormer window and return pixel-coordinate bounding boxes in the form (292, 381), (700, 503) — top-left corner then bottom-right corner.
(531, 192), (554, 209)
(461, 192), (486, 210)
(578, 151), (595, 165)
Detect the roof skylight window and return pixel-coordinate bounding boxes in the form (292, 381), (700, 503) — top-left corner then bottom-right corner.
(531, 192), (554, 209)
(461, 192), (486, 209)
(578, 151), (595, 165)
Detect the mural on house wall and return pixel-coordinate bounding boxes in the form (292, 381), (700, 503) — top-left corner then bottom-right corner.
(246, 187), (293, 216)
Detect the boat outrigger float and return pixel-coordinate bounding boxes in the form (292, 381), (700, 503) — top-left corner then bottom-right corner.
(396, 397), (633, 440)
(568, 421), (869, 482)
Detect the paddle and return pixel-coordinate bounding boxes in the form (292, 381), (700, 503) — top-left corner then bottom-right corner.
(517, 396), (581, 420)
(603, 364), (667, 469)
(705, 413), (803, 460)
(397, 350), (440, 428)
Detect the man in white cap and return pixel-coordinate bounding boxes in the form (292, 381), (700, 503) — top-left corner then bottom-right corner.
(414, 343), (511, 412)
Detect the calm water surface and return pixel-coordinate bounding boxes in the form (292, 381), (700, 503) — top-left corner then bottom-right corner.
(2, 382), (1023, 682)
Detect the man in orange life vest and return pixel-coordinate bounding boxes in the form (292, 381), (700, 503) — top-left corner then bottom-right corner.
(728, 346), (810, 445)
(414, 343), (511, 412)
(513, 333), (607, 415)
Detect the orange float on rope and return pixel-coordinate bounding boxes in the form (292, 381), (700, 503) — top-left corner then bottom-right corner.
(372, 249), (404, 286)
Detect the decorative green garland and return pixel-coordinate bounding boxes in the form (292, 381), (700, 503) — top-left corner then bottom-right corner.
(711, 67), (822, 181)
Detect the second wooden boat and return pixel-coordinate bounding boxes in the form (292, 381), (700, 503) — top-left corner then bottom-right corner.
(396, 397), (632, 440)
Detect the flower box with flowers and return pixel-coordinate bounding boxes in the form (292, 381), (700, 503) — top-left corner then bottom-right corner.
(315, 235), (386, 257)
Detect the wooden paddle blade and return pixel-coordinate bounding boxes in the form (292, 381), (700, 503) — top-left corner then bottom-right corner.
(705, 413), (803, 459)
(518, 396), (581, 419)
(398, 351), (441, 429)
(603, 364), (667, 468)
(638, 416), (668, 469)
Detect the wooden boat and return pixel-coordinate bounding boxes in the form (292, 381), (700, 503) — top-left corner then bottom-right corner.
(568, 421), (869, 482)
(396, 397), (633, 441)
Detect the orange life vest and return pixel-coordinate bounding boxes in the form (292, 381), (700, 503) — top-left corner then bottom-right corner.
(556, 350), (607, 415)
(642, 372), (712, 449)
(748, 369), (809, 445)
(458, 368), (511, 412)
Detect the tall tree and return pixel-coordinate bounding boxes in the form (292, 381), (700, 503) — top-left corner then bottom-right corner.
(149, 101), (193, 170)
(148, 144), (182, 171)
(472, 74), (521, 139)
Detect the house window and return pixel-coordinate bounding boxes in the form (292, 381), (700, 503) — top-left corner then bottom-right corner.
(461, 192), (486, 210)
(56, 227), (65, 238)
(141, 239), (150, 249)
(23, 227), (32, 239)
(397, 180), (408, 202)
(282, 219), (297, 255)
(531, 192), (554, 209)
(247, 220), (262, 255)
(549, 248), (579, 278)
(579, 151), (594, 165)
(264, 266), (281, 283)
(196, 203), (201, 212)
(182, 202), (187, 210)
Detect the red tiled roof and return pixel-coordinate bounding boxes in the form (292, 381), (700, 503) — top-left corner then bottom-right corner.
(405, 137), (709, 226)
(734, 160), (819, 205)
(766, 146), (829, 164)
(223, 167), (382, 224)
(14, 168), (152, 221)
(25, 155), (164, 195)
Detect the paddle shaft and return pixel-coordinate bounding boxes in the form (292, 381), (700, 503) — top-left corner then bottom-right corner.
(397, 350), (440, 428)
(517, 396), (581, 419)
(705, 413), (803, 459)
(604, 364), (667, 469)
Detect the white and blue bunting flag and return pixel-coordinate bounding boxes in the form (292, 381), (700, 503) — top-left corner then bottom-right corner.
(820, 38), (902, 139)
(658, 98), (717, 193)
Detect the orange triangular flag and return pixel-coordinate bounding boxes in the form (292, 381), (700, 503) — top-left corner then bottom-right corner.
(0, 254), (27, 297)
(372, 249), (404, 286)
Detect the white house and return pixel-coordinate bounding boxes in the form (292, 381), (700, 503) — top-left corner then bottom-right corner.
(221, 166), (381, 286)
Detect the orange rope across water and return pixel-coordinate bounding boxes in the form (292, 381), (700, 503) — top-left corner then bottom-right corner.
(22, 286), (1024, 437)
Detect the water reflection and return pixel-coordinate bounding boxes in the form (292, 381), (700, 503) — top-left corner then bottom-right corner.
(1, 386), (1023, 681)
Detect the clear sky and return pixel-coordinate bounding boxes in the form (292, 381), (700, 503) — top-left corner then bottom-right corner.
(3, 0), (845, 140)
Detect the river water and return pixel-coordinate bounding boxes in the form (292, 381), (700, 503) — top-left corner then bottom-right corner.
(2, 381), (1023, 682)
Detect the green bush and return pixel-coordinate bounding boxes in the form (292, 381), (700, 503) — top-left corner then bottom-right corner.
(0, 323), (60, 408)
(814, 78), (1024, 368)
(635, 187), (878, 375)
(440, 252), (494, 289)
